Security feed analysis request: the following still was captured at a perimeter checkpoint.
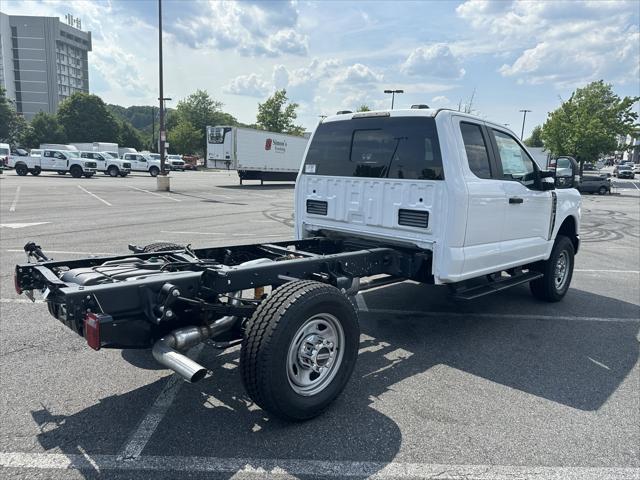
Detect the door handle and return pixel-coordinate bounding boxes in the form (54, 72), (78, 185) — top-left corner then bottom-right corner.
(509, 197), (524, 204)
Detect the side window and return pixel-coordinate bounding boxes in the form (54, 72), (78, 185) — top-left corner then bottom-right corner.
(460, 122), (492, 179)
(491, 130), (536, 187)
(81, 152), (88, 158)
(54, 152), (65, 159)
(44, 151), (52, 157)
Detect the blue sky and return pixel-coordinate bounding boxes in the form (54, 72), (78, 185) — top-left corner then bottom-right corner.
(3, 0), (639, 136)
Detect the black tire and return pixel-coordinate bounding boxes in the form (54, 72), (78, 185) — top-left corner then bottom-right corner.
(149, 166), (159, 177)
(598, 186), (608, 195)
(529, 235), (574, 302)
(84, 173), (94, 178)
(30, 167), (41, 176)
(240, 280), (359, 421)
(120, 173), (128, 177)
(15, 164), (28, 176)
(142, 242), (184, 253)
(108, 166), (119, 177)
(70, 165), (83, 178)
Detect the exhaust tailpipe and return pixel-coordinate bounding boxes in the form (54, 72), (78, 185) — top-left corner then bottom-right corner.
(152, 257), (274, 382)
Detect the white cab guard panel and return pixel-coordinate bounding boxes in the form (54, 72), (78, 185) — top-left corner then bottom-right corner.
(297, 175), (443, 249)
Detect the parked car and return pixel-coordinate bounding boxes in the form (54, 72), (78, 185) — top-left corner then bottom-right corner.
(183, 162), (198, 171)
(78, 151), (131, 177)
(583, 163), (597, 171)
(615, 165), (635, 179)
(9, 149), (97, 177)
(633, 164), (640, 174)
(578, 175), (611, 195)
(0, 142), (10, 169)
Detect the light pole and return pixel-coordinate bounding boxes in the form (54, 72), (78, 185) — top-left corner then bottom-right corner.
(519, 109), (531, 140)
(384, 89), (404, 109)
(157, 0), (169, 190)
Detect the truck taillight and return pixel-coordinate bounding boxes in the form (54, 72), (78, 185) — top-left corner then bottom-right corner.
(84, 312), (109, 350)
(14, 273), (22, 294)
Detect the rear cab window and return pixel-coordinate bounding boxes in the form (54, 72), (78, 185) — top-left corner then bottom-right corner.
(303, 116), (443, 180)
(460, 122), (492, 179)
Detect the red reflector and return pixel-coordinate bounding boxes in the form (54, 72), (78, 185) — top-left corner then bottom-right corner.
(84, 313), (103, 350)
(14, 273), (22, 295)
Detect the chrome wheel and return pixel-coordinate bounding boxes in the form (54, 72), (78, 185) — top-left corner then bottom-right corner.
(554, 251), (569, 290)
(287, 313), (344, 396)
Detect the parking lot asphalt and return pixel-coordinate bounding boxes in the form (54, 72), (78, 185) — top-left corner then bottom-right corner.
(0, 170), (638, 479)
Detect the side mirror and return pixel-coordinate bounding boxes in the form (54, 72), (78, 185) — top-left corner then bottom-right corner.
(541, 176), (555, 190)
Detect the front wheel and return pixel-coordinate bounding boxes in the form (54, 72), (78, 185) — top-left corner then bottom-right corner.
(70, 166), (83, 178)
(529, 235), (575, 302)
(240, 280), (359, 421)
(149, 166), (159, 177)
(108, 166), (119, 177)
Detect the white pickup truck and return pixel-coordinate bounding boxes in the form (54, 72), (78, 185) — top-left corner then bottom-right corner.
(78, 151), (131, 177)
(9, 149), (97, 177)
(121, 152), (163, 176)
(166, 154), (186, 171)
(15, 108), (580, 421)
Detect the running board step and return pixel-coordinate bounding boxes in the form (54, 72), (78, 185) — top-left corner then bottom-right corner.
(452, 271), (543, 300)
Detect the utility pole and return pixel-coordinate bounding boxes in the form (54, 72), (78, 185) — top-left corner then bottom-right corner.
(384, 89), (404, 109)
(519, 109), (531, 140)
(151, 106), (155, 152)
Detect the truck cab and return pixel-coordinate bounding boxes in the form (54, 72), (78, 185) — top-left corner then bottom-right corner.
(295, 108), (580, 285)
(78, 151), (131, 177)
(122, 152), (162, 176)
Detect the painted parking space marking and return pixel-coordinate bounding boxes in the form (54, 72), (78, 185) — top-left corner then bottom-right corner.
(0, 222), (50, 229)
(77, 185), (112, 206)
(129, 186), (181, 202)
(575, 269), (640, 273)
(117, 344), (204, 460)
(0, 452), (637, 479)
(9, 186), (20, 212)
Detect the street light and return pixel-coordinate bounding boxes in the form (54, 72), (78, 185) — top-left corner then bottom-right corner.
(384, 89), (404, 109)
(519, 109), (531, 140)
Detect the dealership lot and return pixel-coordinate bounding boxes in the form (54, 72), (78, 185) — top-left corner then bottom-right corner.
(0, 171), (638, 479)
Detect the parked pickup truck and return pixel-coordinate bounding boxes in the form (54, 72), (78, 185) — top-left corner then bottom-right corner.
(9, 149), (97, 177)
(166, 154), (186, 171)
(78, 151), (131, 177)
(121, 152), (163, 176)
(15, 108), (580, 421)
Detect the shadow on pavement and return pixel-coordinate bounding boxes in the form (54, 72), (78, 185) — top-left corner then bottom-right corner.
(30, 288), (639, 479)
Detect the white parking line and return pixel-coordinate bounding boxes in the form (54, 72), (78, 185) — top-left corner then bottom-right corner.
(575, 269), (640, 274)
(77, 185), (112, 206)
(118, 344), (204, 460)
(365, 308), (640, 323)
(0, 452), (637, 479)
(9, 186), (21, 212)
(129, 186), (181, 202)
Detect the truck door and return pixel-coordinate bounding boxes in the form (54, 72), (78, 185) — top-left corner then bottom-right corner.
(455, 117), (507, 276)
(487, 128), (553, 264)
(43, 150), (66, 170)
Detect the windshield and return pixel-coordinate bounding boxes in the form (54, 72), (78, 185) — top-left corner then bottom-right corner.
(66, 151), (80, 158)
(304, 117), (443, 180)
(149, 154), (160, 160)
(104, 151), (119, 158)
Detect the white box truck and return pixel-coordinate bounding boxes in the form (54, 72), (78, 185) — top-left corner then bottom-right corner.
(70, 142), (119, 153)
(206, 126), (309, 184)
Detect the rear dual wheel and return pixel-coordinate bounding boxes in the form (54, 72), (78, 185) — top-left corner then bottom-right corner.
(240, 280), (359, 421)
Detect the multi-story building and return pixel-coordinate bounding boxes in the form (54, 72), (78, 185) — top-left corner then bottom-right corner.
(0, 12), (91, 120)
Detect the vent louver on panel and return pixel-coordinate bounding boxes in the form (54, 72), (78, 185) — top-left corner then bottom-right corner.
(306, 199), (328, 215)
(398, 209), (429, 228)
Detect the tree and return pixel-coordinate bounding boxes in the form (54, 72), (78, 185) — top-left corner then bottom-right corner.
(57, 93), (120, 143)
(167, 120), (202, 154)
(541, 80), (639, 166)
(524, 125), (544, 148)
(256, 89), (304, 136)
(173, 89), (237, 153)
(21, 112), (66, 148)
(0, 87), (15, 141)
(118, 120), (143, 150)
(357, 104), (371, 112)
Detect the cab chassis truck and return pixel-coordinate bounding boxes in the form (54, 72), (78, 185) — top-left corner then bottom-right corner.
(14, 109), (580, 421)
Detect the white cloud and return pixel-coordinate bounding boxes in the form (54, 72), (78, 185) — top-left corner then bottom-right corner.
(431, 95), (450, 105)
(334, 63), (383, 85)
(172, 0), (308, 57)
(272, 65), (290, 90)
(223, 74), (271, 97)
(401, 44), (465, 79)
(456, 0), (640, 86)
